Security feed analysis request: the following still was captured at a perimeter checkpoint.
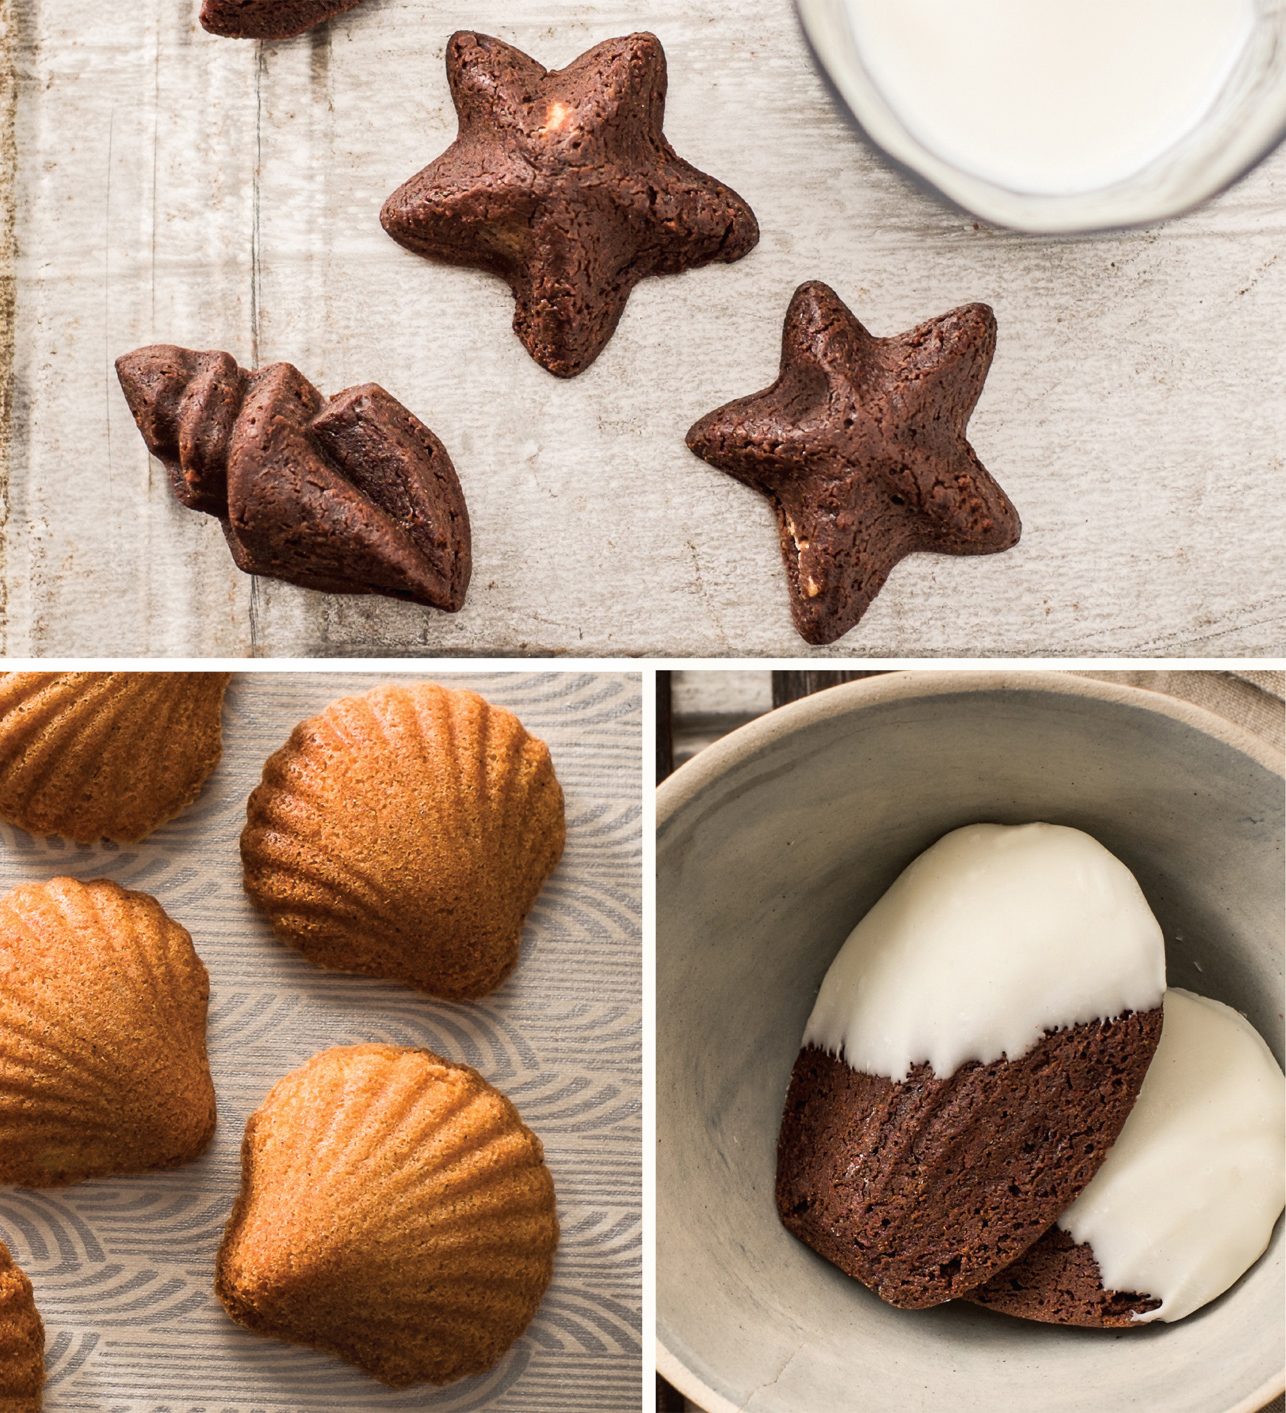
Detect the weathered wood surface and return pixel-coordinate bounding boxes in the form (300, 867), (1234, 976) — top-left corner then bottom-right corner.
(4, 0), (1285, 656)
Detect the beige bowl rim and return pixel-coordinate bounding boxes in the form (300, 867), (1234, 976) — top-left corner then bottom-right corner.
(656, 668), (1284, 1413)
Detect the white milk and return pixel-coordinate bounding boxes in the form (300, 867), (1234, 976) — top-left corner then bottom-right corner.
(842, 0), (1256, 194)
(1058, 987), (1286, 1322)
(803, 822), (1166, 1081)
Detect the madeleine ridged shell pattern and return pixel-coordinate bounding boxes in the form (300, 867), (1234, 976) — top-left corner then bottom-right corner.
(216, 1044), (559, 1388)
(0, 672), (230, 843)
(0, 1241), (43, 1413)
(0, 878), (217, 1187)
(240, 682), (566, 1000)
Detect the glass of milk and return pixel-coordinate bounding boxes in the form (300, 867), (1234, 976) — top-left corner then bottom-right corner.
(797, 0), (1286, 231)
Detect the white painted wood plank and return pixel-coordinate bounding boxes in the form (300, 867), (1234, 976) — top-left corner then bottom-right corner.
(6, 0), (1285, 654)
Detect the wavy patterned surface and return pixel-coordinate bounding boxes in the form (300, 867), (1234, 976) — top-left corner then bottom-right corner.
(0, 671), (641, 1409)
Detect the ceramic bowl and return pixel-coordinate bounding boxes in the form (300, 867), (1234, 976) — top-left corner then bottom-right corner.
(796, 0), (1286, 233)
(657, 670), (1284, 1413)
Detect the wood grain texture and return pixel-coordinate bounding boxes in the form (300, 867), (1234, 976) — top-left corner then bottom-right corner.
(3, 1), (1285, 655)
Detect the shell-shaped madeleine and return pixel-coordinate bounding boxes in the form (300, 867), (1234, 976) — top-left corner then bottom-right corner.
(216, 1044), (558, 1388)
(240, 683), (565, 1000)
(0, 1241), (43, 1413)
(0, 672), (231, 843)
(0, 878), (217, 1187)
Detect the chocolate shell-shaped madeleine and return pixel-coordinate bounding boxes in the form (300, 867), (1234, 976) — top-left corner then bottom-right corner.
(115, 345), (471, 612)
(216, 1045), (558, 1388)
(0, 878), (216, 1187)
(0, 672), (230, 844)
(0, 1241), (44, 1413)
(241, 682), (565, 1000)
(223, 369), (470, 610)
(115, 345), (243, 514)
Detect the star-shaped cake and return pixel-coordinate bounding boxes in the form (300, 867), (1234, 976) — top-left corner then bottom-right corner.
(686, 281), (1021, 645)
(381, 31), (760, 378)
(199, 0), (363, 40)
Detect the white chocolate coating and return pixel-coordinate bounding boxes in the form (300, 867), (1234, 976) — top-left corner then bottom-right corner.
(803, 823), (1166, 1081)
(1059, 987), (1286, 1322)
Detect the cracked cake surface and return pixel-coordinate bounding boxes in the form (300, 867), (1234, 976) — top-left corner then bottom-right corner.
(116, 347), (470, 610)
(686, 280), (1020, 645)
(381, 30), (759, 377)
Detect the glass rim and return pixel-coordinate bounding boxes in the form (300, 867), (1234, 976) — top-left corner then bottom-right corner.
(796, 0), (1286, 235)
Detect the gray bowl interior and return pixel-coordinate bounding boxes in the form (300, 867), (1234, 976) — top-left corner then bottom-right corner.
(658, 675), (1284, 1413)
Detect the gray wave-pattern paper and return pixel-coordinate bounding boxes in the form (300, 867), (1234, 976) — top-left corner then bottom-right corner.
(0, 670), (642, 1411)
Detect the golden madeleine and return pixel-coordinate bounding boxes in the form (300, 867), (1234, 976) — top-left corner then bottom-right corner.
(0, 877), (217, 1186)
(0, 671), (230, 843)
(216, 1044), (558, 1387)
(0, 1241), (43, 1413)
(240, 682), (565, 999)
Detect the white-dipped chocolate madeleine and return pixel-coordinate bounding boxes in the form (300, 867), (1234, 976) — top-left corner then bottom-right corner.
(777, 823), (1166, 1307)
(970, 987), (1286, 1325)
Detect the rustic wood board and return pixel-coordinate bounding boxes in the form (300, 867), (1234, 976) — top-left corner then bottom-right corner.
(0, 669), (642, 1410)
(3, 0), (1285, 656)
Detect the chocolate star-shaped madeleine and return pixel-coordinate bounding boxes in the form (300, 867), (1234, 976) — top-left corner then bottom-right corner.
(199, 0), (363, 40)
(380, 31), (759, 378)
(686, 281), (1021, 645)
